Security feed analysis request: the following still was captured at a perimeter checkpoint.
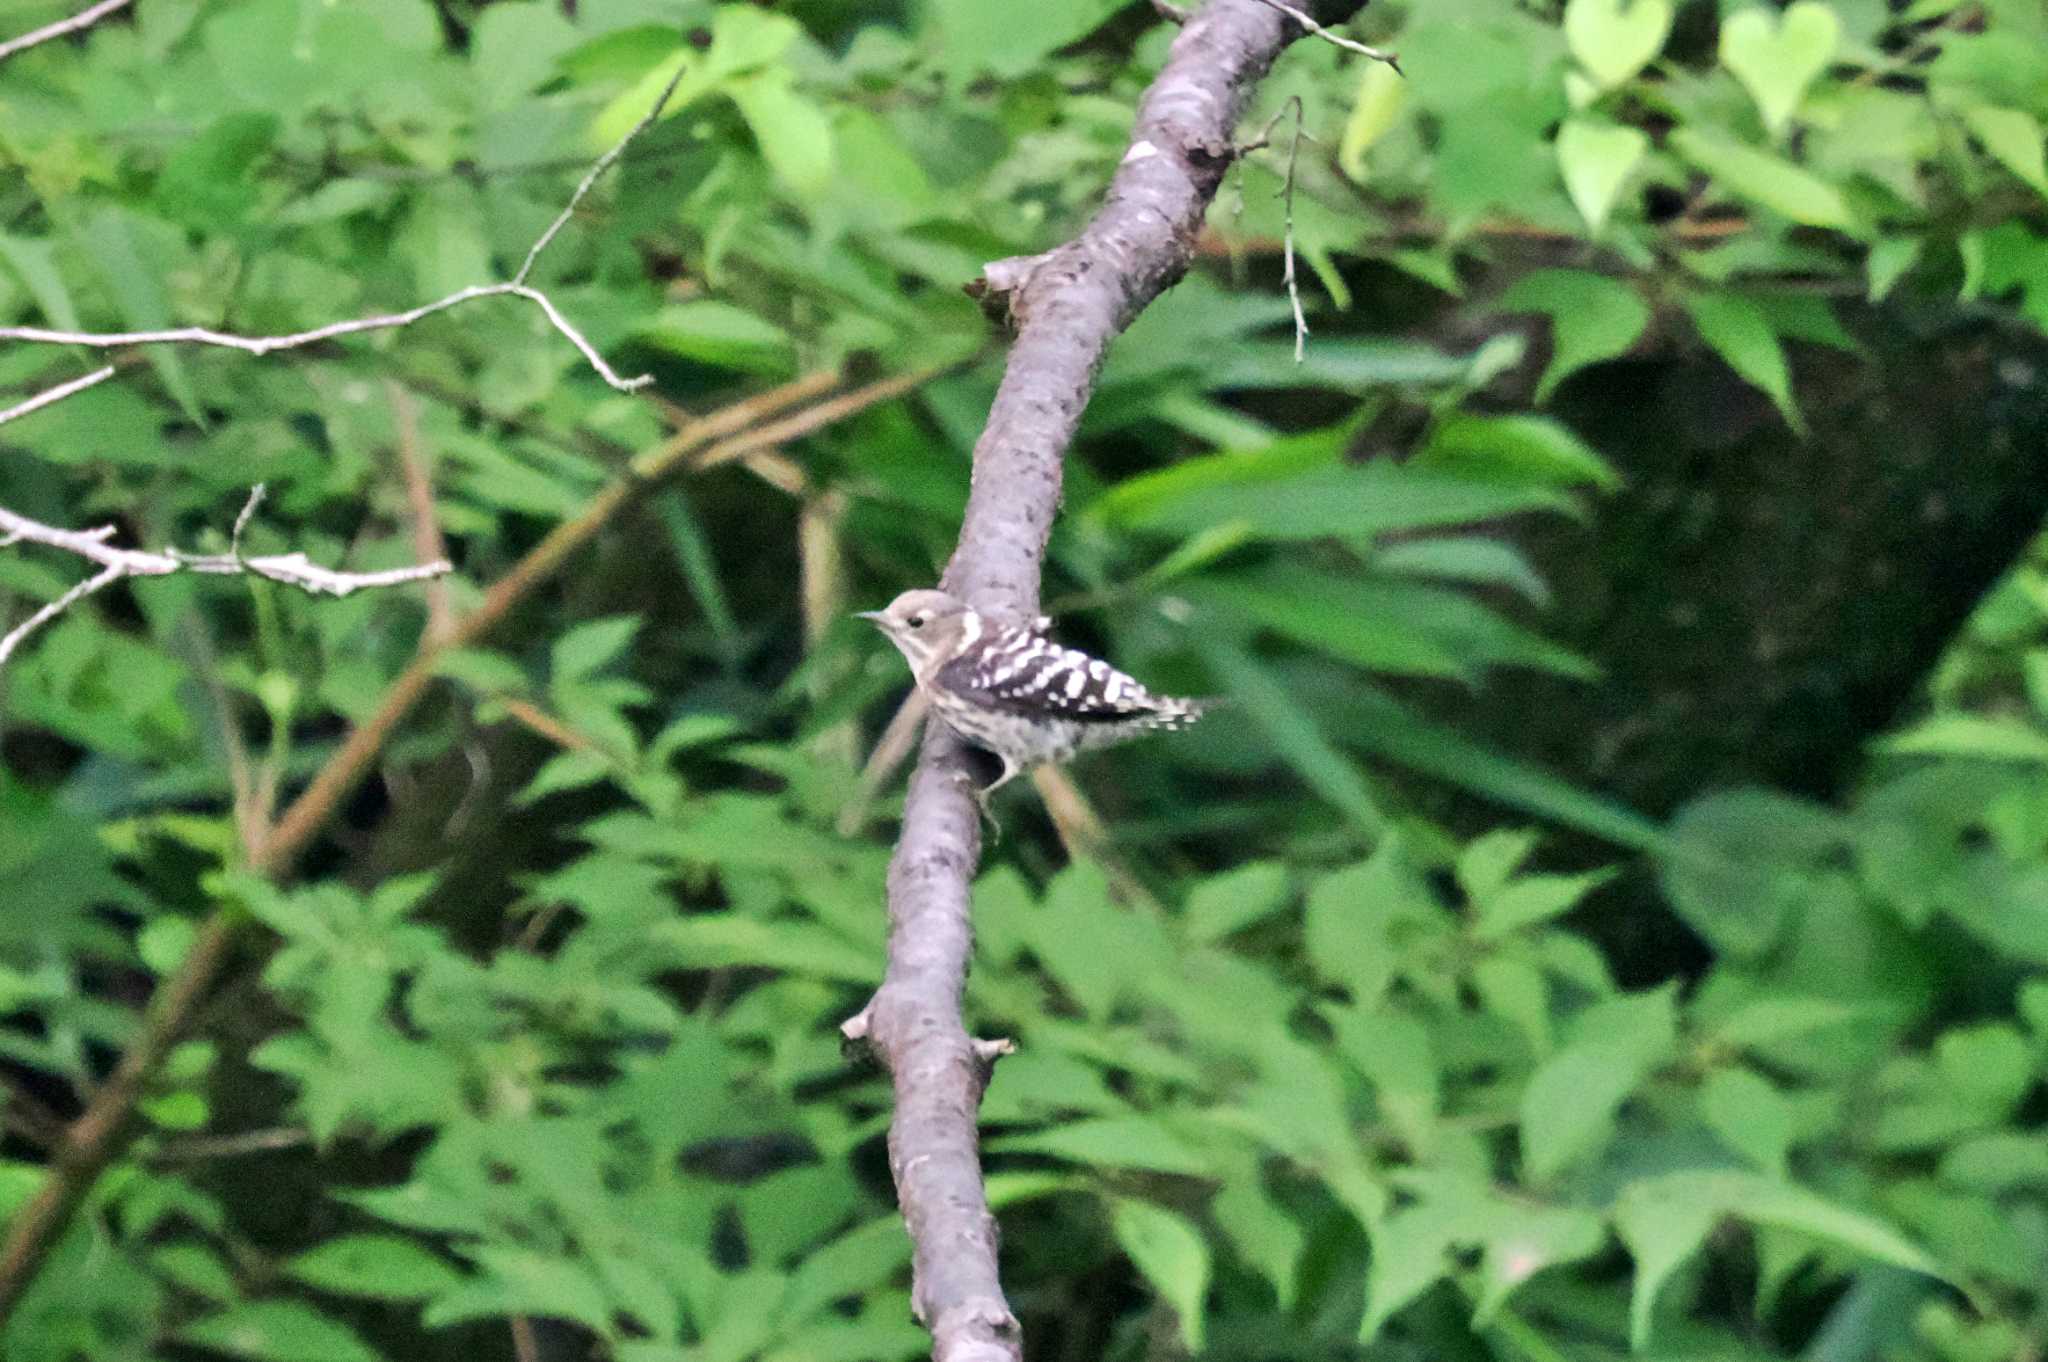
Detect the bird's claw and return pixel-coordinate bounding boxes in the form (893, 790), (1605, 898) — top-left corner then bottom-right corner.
(950, 766), (1003, 844)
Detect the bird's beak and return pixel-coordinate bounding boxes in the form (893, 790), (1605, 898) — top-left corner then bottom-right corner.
(854, 610), (885, 624)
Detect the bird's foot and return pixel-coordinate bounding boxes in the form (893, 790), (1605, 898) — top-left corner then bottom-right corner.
(949, 765), (1004, 845)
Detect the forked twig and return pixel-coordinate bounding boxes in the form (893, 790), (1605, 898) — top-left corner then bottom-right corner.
(1249, 0), (1400, 69)
(0, 495), (452, 668)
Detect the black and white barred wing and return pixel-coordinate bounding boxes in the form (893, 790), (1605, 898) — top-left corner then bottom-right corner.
(934, 622), (1200, 728)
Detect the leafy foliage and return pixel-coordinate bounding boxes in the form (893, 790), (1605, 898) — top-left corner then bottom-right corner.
(2, 0), (2046, 1360)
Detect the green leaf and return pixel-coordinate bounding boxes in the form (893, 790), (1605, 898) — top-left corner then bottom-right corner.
(1417, 413), (1621, 489)
(1556, 119), (1648, 232)
(1211, 1176), (1304, 1310)
(1339, 62), (1408, 179)
(1500, 270), (1650, 402)
(1375, 536), (1553, 605)
(1183, 861), (1291, 943)
(1564, 0), (1673, 90)
(1720, 3), (1840, 136)
(993, 1117), (1217, 1177)
(647, 915), (877, 984)
(729, 76), (835, 198)
(1187, 572), (1468, 683)
(1669, 127), (1855, 228)
(780, 1217), (912, 1323)
(929, 0), (1123, 81)
(394, 183), (491, 298)
(287, 1236), (463, 1302)
(0, 233), (84, 332)
(423, 1246), (615, 1334)
(1471, 867), (1613, 941)
(1612, 1179), (1723, 1350)
(1192, 634), (1384, 832)
(1867, 236), (1923, 301)
(178, 1300), (383, 1362)
(1615, 1171), (1939, 1350)
(1113, 1201), (1212, 1353)
(1699, 1066), (1795, 1176)
(1109, 460), (1573, 543)
(1329, 1006), (1439, 1147)
(551, 616), (642, 682)
(432, 648), (531, 695)
(1661, 788), (1840, 956)
(1880, 713), (2048, 762)
(1934, 1024), (2033, 1114)
(1707, 995), (1864, 1048)
(152, 1243), (240, 1304)
(1359, 1172), (1604, 1339)
(1684, 291), (1803, 432)
(1962, 104), (2048, 196)
(138, 916), (196, 974)
(1334, 689), (1667, 852)
(155, 112), (281, 231)
(1520, 987), (1677, 1180)
(79, 209), (202, 423)
(471, 2), (582, 108)
(634, 301), (795, 375)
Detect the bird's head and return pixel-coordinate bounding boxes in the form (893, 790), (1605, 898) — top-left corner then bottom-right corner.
(856, 588), (975, 672)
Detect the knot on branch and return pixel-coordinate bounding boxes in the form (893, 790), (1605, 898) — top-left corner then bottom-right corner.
(929, 1295), (1022, 1359)
(965, 253), (1052, 327)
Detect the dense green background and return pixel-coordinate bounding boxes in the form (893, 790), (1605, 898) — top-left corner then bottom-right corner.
(2, 0), (2047, 1359)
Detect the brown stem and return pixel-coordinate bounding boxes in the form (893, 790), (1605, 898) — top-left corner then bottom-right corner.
(847, 3), (1360, 1357)
(385, 379), (454, 644)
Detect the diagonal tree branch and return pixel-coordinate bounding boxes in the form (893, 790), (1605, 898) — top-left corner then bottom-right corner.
(840, 2), (1368, 1357)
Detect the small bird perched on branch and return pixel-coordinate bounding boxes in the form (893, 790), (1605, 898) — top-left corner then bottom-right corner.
(859, 588), (1213, 809)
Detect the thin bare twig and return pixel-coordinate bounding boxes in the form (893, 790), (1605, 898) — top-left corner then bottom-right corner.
(0, 367), (117, 428)
(0, 283), (649, 392)
(1279, 101), (1308, 362)
(385, 380), (454, 642)
(1249, 0), (1400, 69)
(0, 498), (452, 668)
(0, 64), (694, 394)
(800, 489), (860, 768)
(176, 615), (266, 862)
(497, 696), (598, 754)
(1243, 97), (1310, 361)
(0, 0), (133, 65)
(147, 1126), (308, 1165)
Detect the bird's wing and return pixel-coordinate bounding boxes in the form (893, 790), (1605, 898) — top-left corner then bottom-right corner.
(934, 628), (1163, 722)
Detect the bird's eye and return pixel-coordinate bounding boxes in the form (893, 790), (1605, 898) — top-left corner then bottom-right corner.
(907, 613), (928, 629)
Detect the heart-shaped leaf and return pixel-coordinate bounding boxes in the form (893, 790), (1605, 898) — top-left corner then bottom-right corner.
(1565, 0), (1673, 92)
(1720, 2), (1840, 136)
(1557, 119), (1648, 231)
